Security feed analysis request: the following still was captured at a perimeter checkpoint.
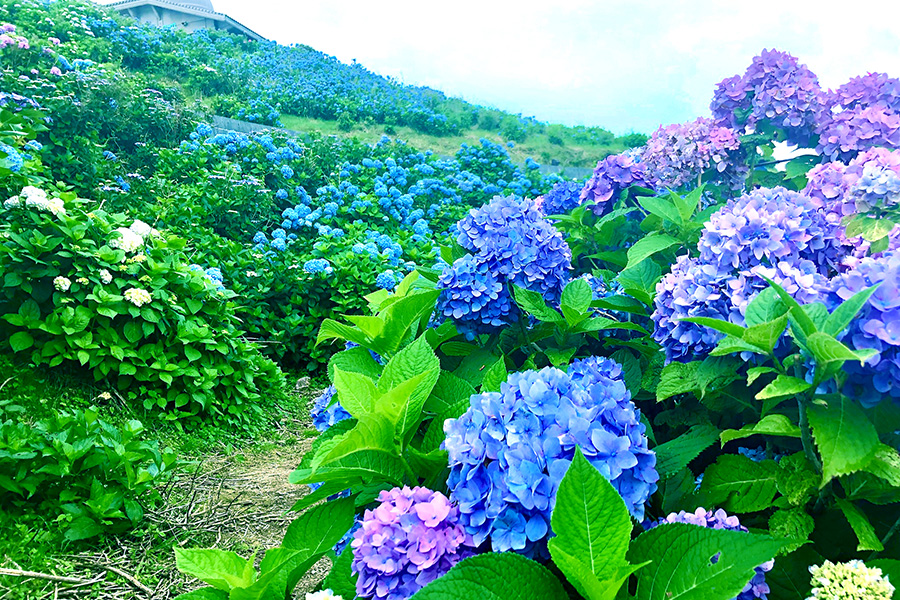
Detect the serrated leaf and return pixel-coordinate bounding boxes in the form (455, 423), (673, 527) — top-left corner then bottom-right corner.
(481, 358), (508, 393)
(628, 523), (787, 600)
(806, 332), (874, 367)
(561, 277), (593, 322)
(174, 548), (256, 592)
(376, 336), (440, 435)
(680, 316), (746, 338)
(423, 371), (476, 416)
(744, 287), (788, 327)
(776, 453), (819, 507)
(410, 553), (566, 600)
(700, 454), (778, 513)
(807, 396), (879, 485)
(654, 424), (720, 479)
(513, 286), (563, 323)
(332, 367), (377, 419)
(836, 498), (884, 552)
(720, 414), (801, 445)
(656, 362), (699, 401)
(625, 233), (680, 269)
(768, 508), (814, 554)
(755, 375), (811, 401)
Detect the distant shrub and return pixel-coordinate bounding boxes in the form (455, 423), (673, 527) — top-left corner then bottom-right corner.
(0, 186), (285, 427)
(337, 111), (355, 132)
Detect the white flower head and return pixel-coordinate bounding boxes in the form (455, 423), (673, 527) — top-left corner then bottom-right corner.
(808, 560), (894, 600)
(124, 287), (152, 307)
(53, 276), (71, 292)
(100, 269), (112, 284)
(129, 219), (153, 237)
(109, 227), (144, 253)
(305, 591), (342, 600)
(3, 196), (21, 209)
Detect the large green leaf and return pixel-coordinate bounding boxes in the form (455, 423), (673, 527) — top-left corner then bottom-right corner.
(654, 424), (720, 479)
(625, 233), (680, 270)
(280, 497), (354, 553)
(328, 346), (383, 381)
(807, 396), (879, 484)
(410, 553), (566, 600)
(744, 287), (787, 327)
(628, 523), (787, 600)
(823, 284), (880, 337)
(806, 332), (876, 367)
(376, 290), (442, 356)
(836, 498), (884, 552)
(513, 286), (563, 323)
(332, 367), (377, 418)
(376, 336), (441, 436)
(755, 375), (811, 401)
(481, 358), (508, 393)
(320, 549), (357, 600)
(423, 371), (476, 416)
(561, 277), (593, 325)
(548, 448), (641, 600)
(720, 414), (801, 445)
(9, 331), (33, 352)
(174, 549), (255, 592)
(617, 260), (662, 305)
(699, 454), (778, 513)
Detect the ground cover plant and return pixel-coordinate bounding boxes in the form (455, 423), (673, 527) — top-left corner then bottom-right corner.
(1, 0), (899, 598)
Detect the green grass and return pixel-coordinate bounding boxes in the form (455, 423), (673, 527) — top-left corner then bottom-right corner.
(278, 114), (626, 169)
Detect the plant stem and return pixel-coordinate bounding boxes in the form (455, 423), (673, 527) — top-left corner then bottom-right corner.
(870, 514), (900, 559)
(798, 399), (822, 473)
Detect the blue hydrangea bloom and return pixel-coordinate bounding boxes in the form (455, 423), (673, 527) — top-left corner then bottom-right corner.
(252, 231), (268, 245)
(435, 254), (517, 340)
(281, 165), (294, 179)
(0, 143), (23, 173)
(375, 270), (397, 290)
(271, 238), (287, 252)
(444, 357), (657, 555)
(538, 180), (583, 216)
(310, 385), (353, 432)
(304, 258), (333, 274)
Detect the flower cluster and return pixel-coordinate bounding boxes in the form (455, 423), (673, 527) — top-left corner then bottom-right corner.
(653, 187), (838, 362)
(305, 591), (343, 600)
(807, 560), (895, 600)
(817, 72), (900, 162)
(109, 220), (156, 254)
(309, 385), (352, 432)
(350, 486), (474, 600)
(642, 118), (746, 191)
(53, 276), (71, 292)
(536, 180), (584, 217)
(124, 287), (152, 307)
(580, 150), (652, 215)
(648, 508), (773, 600)
(444, 357), (657, 555)
(4, 186), (65, 215)
(711, 49), (823, 146)
(828, 251), (900, 407)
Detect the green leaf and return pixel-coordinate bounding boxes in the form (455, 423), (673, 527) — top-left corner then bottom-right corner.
(656, 362), (699, 401)
(823, 284), (880, 337)
(513, 286), (563, 323)
(744, 287), (787, 327)
(845, 214), (895, 242)
(280, 497), (354, 553)
(760, 275), (817, 338)
(680, 316), (746, 338)
(9, 331), (33, 352)
(172, 588), (228, 600)
(808, 396), (880, 485)
(18, 299), (40, 323)
(320, 549), (357, 600)
(423, 371), (475, 416)
(410, 553), (567, 600)
(672, 187), (703, 223)
(124, 321), (143, 344)
(628, 523), (787, 600)
(776, 453), (820, 507)
(64, 516), (105, 541)
(481, 358), (508, 393)
(617, 260), (662, 305)
(376, 336), (441, 435)
(836, 498), (884, 552)
(174, 548), (255, 592)
(328, 346), (383, 381)
(625, 233), (680, 269)
(755, 375), (812, 401)
(638, 195), (682, 224)
(863, 445), (900, 487)
(332, 367), (377, 419)
(720, 414), (801, 445)
(806, 332), (875, 367)
(316, 318), (370, 349)
(549, 448), (640, 600)
(742, 314), (789, 354)
(699, 454), (778, 513)
(561, 277), (593, 325)
(654, 424), (720, 479)
(768, 508), (814, 554)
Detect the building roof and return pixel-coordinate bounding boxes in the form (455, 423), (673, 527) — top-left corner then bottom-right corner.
(106, 0), (266, 41)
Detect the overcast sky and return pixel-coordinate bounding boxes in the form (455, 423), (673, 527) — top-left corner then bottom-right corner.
(161, 0), (900, 134)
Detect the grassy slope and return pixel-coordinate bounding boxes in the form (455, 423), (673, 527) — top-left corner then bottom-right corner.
(279, 114), (624, 169)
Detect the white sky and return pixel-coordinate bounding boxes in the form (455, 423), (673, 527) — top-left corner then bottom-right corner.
(127, 0), (900, 134)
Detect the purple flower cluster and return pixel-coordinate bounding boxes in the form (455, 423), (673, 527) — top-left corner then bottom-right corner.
(653, 188), (838, 362)
(537, 180), (584, 217)
(437, 196), (571, 339)
(829, 251), (900, 407)
(350, 486), (474, 600)
(711, 49), (822, 147)
(648, 508), (773, 600)
(443, 357), (657, 555)
(817, 73), (900, 161)
(310, 385), (352, 433)
(580, 151), (653, 215)
(642, 118), (747, 191)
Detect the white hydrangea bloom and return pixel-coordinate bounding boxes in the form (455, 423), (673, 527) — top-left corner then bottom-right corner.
(305, 591), (342, 600)
(100, 269), (112, 284)
(124, 287), (152, 307)
(53, 276), (71, 292)
(130, 219), (153, 237)
(808, 560), (894, 600)
(3, 196), (20, 208)
(109, 227), (144, 253)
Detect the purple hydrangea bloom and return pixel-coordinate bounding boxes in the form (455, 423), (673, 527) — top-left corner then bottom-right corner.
(642, 118), (747, 191)
(711, 49), (823, 147)
(817, 73), (900, 161)
(310, 385), (352, 432)
(648, 508), (773, 600)
(443, 358), (657, 555)
(828, 251), (900, 407)
(844, 147), (900, 213)
(580, 150), (654, 215)
(350, 486), (474, 600)
(537, 180), (584, 216)
(698, 187), (841, 274)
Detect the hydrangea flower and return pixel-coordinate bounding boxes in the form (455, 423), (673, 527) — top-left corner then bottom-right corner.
(376, 270), (397, 290)
(444, 357), (657, 555)
(310, 386), (352, 432)
(305, 591), (342, 600)
(648, 508), (773, 600)
(435, 253), (516, 340)
(642, 118), (747, 191)
(109, 227), (144, 253)
(807, 560), (895, 600)
(304, 258), (333, 275)
(53, 276), (71, 292)
(100, 269), (112, 284)
(580, 150), (653, 215)
(711, 49), (822, 147)
(124, 288), (152, 307)
(828, 251), (900, 407)
(0, 143), (24, 172)
(536, 180), (583, 216)
(350, 486), (474, 600)
(6, 187), (65, 215)
(817, 72), (900, 161)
